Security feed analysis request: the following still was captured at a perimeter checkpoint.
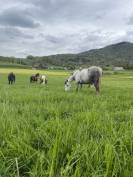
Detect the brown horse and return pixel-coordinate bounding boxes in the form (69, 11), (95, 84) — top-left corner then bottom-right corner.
(30, 73), (40, 83)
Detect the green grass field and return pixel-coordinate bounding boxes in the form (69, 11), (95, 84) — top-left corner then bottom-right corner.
(0, 69), (133, 177)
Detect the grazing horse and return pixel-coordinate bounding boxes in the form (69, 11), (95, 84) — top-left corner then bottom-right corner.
(65, 66), (102, 94)
(8, 72), (15, 84)
(40, 75), (48, 84)
(30, 73), (40, 83)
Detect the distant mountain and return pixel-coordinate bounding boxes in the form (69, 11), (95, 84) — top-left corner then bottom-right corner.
(77, 41), (133, 67)
(0, 41), (133, 69)
(25, 41), (133, 69)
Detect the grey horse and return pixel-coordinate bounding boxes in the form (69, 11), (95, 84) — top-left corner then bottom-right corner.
(65, 66), (102, 94)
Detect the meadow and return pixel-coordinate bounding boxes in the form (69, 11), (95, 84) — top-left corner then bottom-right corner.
(0, 68), (133, 177)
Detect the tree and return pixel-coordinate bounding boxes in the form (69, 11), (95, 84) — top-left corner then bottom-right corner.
(26, 55), (34, 60)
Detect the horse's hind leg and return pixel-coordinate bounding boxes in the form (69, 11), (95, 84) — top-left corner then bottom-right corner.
(94, 79), (100, 95)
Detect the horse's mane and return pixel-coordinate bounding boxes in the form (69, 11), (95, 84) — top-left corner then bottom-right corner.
(35, 73), (40, 77)
(72, 70), (80, 76)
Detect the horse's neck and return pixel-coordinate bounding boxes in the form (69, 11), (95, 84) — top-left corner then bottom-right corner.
(68, 75), (74, 82)
(68, 71), (80, 82)
(74, 71), (81, 81)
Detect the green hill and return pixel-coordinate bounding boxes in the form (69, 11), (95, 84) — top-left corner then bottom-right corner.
(0, 41), (133, 69)
(78, 42), (133, 67)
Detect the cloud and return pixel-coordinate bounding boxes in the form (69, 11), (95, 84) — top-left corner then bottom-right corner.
(0, 0), (133, 57)
(0, 27), (33, 42)
(127, 14), (133, 25)
(0, 7), (40, 28)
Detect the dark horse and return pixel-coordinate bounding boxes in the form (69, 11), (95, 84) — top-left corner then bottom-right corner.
(8, 72), (15, 84)
(30, 73), (40, 83)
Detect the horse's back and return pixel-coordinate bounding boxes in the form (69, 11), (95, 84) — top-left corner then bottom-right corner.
(40, 75), (47, 84)
(75, 67), (102, 84)
(79, 69), (89, 83)
(41, 75), (46, 80)
(8, 73), (15, 80)
(88, 66), (102, 76)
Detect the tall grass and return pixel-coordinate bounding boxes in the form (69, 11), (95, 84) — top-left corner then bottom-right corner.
(0, 69), (133, 176)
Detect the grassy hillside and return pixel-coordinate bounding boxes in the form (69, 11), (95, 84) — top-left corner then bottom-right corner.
(79, 42), (133, 67)
(24, 42), (133, 69)
(1, 42), (133, 69)
(0, 69), (133, 176)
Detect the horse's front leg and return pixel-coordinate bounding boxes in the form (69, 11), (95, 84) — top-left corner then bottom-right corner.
(40, 79), (43, 84)
(80, 83), (82, 89)
(76, 83), (79, 91)
(76, 82), (80, 91)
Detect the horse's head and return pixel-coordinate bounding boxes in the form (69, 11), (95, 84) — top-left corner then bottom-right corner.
(64, 70), (80, 91)
(64, 74), (75, 91)
(64, 79), (71, 91)
(35, 73), (40, 81)
(35, 73), (40, 77)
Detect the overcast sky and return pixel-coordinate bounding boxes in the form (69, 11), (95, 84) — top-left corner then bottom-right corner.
(0, 0), (133, 57)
